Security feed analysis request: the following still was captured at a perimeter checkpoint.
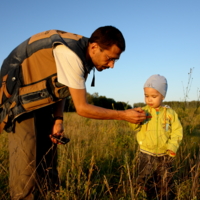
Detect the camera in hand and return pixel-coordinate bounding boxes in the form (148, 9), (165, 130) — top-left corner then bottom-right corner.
(51, 135), (70, 144)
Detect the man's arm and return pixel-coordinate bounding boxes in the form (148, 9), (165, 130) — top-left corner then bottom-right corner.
(53, 99), (65, 118)
(69, 87), (146, 124)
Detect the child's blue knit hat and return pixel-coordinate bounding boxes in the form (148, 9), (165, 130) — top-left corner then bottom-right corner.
(144, 74), (168, 97)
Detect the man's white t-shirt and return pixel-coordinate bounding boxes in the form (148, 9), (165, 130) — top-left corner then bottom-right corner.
(53, 44), (86, 89)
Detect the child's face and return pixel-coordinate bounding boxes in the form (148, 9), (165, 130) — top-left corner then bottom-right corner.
(144, 87), (164, 109)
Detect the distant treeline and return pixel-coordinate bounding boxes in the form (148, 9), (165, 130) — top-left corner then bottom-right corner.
(64, 92), (199, 112)
(64, 92), (132, 112)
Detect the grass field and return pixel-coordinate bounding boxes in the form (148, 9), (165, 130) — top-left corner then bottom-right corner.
(0, 103), (200, 199)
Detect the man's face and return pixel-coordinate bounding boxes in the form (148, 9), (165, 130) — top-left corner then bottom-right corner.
(89, 43), (122, 71)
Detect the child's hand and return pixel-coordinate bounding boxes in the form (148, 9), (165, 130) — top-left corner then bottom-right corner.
(166, 150), (176, 157)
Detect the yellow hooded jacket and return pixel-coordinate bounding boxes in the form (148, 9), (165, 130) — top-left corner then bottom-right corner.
(129, 105), (183, 157)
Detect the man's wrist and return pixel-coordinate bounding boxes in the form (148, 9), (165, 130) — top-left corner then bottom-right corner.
(53, 116), (63, 121)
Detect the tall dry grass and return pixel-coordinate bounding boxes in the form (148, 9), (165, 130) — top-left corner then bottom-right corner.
(0, 104), (200, 199)
(57, 106), (200, 200)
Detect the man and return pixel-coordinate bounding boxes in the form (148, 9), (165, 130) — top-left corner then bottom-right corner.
(0, 26), (146, 199)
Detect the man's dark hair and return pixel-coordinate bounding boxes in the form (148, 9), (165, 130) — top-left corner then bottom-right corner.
(89, 26), (126, 52)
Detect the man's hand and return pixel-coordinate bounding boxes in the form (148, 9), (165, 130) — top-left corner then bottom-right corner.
(123, 108), (147, 124)
(133, 107), (145, 113)
(49, 119), (64, 144)
(133, 107), (152, 119)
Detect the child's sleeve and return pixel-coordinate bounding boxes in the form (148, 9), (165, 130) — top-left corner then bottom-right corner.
(167, 109), (183, 153)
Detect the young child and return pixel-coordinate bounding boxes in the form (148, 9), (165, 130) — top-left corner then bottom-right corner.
(130, 74), (183, 200)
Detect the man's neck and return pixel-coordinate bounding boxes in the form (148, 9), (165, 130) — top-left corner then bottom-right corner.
(85, 44), (93, 66)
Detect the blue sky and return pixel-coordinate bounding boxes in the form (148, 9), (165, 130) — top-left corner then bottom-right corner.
(0, 0), (199, 106)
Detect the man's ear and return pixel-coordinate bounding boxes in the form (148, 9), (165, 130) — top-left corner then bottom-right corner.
(90, 42), (99, 50)
(89, 43), (99, 55)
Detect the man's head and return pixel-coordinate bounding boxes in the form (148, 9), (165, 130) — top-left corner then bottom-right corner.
(89, 26), (126, 51)
(88, 26), (125, 71)
(143, 74), (168, 109)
